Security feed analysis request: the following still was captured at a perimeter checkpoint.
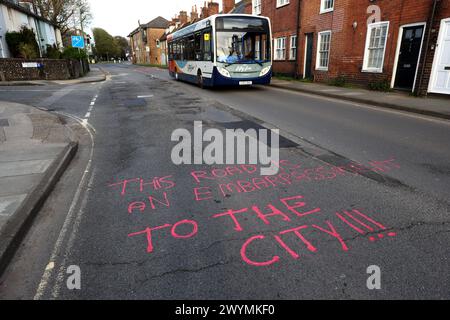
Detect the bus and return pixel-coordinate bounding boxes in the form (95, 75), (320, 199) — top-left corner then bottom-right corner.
(167, 14), (272, 88)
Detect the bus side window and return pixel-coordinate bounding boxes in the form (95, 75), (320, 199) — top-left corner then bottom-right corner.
(180, 39), (185, 61)
(202, 29), (212, 61)
(195, 33), (202, 61)
(168, 43), (173, 60)
(175, 41), (180, 60)
(187, 35), (195, 61)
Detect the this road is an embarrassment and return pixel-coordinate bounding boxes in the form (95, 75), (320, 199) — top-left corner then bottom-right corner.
(0, 63), (449, 300)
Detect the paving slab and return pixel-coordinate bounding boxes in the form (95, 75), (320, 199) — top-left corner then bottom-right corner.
(0, 100), (78, 275)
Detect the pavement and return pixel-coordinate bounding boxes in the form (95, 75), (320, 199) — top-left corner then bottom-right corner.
(0, 101), (77, 274)
(271, 78), (450, 120)
(0, 66), (106, 86)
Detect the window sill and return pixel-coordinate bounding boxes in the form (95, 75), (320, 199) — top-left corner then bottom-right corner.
(276, 3), (290, 9)
(320, 8), (334, 14)
(316, 67), (329, 71)
(361, 68), (383, 73)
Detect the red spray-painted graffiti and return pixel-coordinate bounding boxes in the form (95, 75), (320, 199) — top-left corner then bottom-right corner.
(126, 193), (395, 266)
(107, 158), (400, 266)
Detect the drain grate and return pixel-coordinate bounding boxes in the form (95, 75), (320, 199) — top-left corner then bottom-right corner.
(0, 119), (9, 127)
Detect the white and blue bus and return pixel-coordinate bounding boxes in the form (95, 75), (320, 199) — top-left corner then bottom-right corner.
(167, 14), (272, 87)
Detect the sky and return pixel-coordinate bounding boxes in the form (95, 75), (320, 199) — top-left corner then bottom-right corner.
(89, 0), (227, 37)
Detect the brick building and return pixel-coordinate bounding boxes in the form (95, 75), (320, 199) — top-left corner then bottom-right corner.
(294, 0), (449, 95)
(253, 0), (449, 95)
(254, 0), (300, 75)
(129, 16), (169, 65)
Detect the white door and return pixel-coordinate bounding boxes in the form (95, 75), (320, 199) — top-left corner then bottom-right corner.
(430, 18), (450, 94)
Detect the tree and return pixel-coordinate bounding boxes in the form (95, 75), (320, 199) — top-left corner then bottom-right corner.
(34, 0), (92, 36)
(92, 28), (120, 60)
(5, 26), (40, 58)
(114, 36), (130, 59)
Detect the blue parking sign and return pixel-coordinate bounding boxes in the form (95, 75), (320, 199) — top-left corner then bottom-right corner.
(71, 35), (85, 49)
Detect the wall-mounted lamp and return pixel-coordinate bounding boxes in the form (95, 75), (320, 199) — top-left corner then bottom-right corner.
(352, 21), (358, 29)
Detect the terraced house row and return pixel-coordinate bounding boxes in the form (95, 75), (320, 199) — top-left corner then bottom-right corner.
(260, 0), (450, 96)
(130, 0), (450, 96)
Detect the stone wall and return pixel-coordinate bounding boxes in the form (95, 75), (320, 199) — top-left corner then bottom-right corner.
(0, 58), (89, 81)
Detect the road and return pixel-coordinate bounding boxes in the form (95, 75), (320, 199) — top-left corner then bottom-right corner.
(0, 63), (449, 299)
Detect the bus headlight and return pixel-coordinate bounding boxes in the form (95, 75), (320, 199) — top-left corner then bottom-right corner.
(259, 66), (271, 77)
(218, 67), (231, 78)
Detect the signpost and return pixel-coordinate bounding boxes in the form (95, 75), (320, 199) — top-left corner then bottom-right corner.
(71, 35), (86, 74)
(71, 36), (85, 49)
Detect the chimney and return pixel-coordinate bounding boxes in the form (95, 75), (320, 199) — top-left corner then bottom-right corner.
(201, 2), (208, 19)
(222, 0), (235, 13)
(243, 0), (252, 14)
(208, 1), (220, 16)
(179, 11), (188, 25)
(190, 5), (199, 21)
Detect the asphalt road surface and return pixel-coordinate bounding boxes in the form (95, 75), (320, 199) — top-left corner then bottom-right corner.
(0, 63), (449, 299)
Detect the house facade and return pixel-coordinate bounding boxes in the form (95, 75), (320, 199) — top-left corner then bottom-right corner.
(0, 0), (63, 58)
(295, 0), (450, 95)
(251, 0), (299, 75)
(129, 16), (169, 65)
(251, 0), (450, 95)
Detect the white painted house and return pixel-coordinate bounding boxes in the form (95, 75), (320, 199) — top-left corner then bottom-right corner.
(0, 0), (63, 58)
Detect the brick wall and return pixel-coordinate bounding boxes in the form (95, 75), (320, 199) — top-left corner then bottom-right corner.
(0, 58), (88, 81)
(416, 0), (450, 95)
(262, 0), (300, 75)
(297, 0), (448, 94)
(147, 28), (166, 65)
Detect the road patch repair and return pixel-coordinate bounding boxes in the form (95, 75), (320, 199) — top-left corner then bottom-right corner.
(0, 101), (77, 275)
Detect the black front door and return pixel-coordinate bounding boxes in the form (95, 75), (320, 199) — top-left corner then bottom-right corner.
(394, 25), (424, 90)
(304, 33), (313, 79)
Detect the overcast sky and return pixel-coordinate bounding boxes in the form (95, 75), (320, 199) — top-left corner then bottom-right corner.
(89, 0), (227, 37)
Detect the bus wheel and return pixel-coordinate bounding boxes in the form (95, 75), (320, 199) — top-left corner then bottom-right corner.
(197, 71), (204, 89)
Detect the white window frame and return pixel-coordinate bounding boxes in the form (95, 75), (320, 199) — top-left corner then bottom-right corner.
(274, 37), (286, 60)
(276, 0), (290, 9)
(316, 30), (331, 70)
(289, 35), (297, 60)
(252, 0), (262, 15)
(320, 0), (334, 14)
(362, 21), (390, 73)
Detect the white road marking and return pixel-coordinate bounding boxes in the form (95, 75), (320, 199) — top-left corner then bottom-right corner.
(34, 112), (96, 300)
(137, 95), (153, 98)
(269, 86), (450, 126)
(84, 112), (91, 118)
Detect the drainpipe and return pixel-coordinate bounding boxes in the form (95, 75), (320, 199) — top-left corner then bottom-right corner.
(294, 0), (301, 78)
(416, 0), (439, 96)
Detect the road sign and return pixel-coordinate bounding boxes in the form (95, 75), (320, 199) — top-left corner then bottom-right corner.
(71, 35), (85, 49)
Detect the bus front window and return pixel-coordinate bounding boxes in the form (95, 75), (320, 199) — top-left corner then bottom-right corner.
(217, 32), (266, 63)
(216, 17), (270, 64)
